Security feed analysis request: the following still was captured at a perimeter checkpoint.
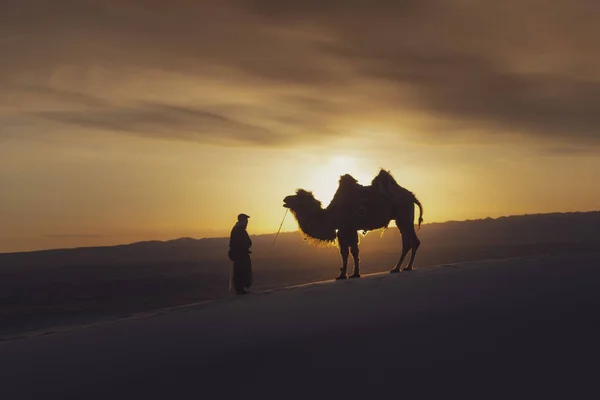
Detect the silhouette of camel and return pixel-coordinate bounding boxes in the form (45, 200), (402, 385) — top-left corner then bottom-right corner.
(283, 169), (423, 279)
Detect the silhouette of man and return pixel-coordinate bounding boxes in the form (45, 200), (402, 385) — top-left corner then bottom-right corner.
(228, 213), (253, 295)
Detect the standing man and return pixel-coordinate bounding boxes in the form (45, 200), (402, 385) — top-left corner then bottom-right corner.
(228, 213), (253, 295)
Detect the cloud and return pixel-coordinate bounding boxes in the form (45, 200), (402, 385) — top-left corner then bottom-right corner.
(334, 46), (600, 142)
(3, 85), (352, 146)
(32, 101), (287, 146)
(1, 0), (599, 149)
(238, 0), (600, 144)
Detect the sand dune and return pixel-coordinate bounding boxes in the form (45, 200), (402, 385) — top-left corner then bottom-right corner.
(3, 211), (599, 338)
(1, 251), (599, 399)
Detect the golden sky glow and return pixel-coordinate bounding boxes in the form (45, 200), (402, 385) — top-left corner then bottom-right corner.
(1, 0), (599, 252)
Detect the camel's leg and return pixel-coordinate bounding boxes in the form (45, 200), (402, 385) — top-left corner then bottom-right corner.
(335, 229), (358, 279)
(390, 230), (410, 273)
(345, 229), (360, 278)
(402, 233), (421, 271)
(349, 242), (361, 278)
(391, 203), (420, 273)
(337, 246), (349, 280)
(336, 231), (349, 280)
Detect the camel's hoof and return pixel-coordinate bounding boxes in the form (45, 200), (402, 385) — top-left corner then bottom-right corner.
(402, 267), (414, 271)
(335, 275), (348, 280)
(349, 273), (361, 279)
(389, 268), (400, 274)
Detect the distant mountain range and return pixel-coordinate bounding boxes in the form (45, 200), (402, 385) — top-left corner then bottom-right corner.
(1, 211), (599, 269)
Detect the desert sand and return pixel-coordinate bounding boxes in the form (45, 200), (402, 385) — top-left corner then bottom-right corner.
(1, 251), (599, 399)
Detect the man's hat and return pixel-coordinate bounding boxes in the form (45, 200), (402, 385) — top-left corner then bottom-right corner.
(237, 213), (250, 221)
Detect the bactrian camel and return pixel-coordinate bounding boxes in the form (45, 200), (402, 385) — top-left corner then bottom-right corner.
(283, 169), (423, 279)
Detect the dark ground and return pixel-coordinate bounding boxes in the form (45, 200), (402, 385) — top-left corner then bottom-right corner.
(2, 211), (599, 337)
(1, 251), (599, 399)
(2, 239), (598, 337)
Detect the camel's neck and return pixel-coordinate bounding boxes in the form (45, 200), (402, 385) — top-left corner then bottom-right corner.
(290, 207), (336, 242)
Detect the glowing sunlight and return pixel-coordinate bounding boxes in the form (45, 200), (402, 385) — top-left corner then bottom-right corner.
(308, 155), (373, 207)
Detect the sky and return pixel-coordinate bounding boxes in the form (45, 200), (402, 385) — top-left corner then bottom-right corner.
(1, 0), (599, 252)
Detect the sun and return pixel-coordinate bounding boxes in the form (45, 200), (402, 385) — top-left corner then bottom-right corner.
(309, 155), (371, 206)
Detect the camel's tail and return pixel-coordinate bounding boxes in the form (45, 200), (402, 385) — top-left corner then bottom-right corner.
(413, 196), (423, 230)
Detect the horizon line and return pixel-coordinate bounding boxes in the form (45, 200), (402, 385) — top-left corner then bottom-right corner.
(1, 209), (599, 256)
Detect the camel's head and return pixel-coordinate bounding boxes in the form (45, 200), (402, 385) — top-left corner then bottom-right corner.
(283, 189), (323, 212)
(283, 189), (336, 242)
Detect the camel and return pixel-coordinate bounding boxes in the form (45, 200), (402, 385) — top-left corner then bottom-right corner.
(283, 169), (423, 280)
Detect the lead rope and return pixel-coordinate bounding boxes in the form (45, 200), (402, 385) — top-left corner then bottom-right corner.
(265, 208), (288, 259)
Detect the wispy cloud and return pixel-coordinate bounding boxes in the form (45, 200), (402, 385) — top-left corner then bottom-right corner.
(31, 101), (286, 146)
(1, 0), (599, 149)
